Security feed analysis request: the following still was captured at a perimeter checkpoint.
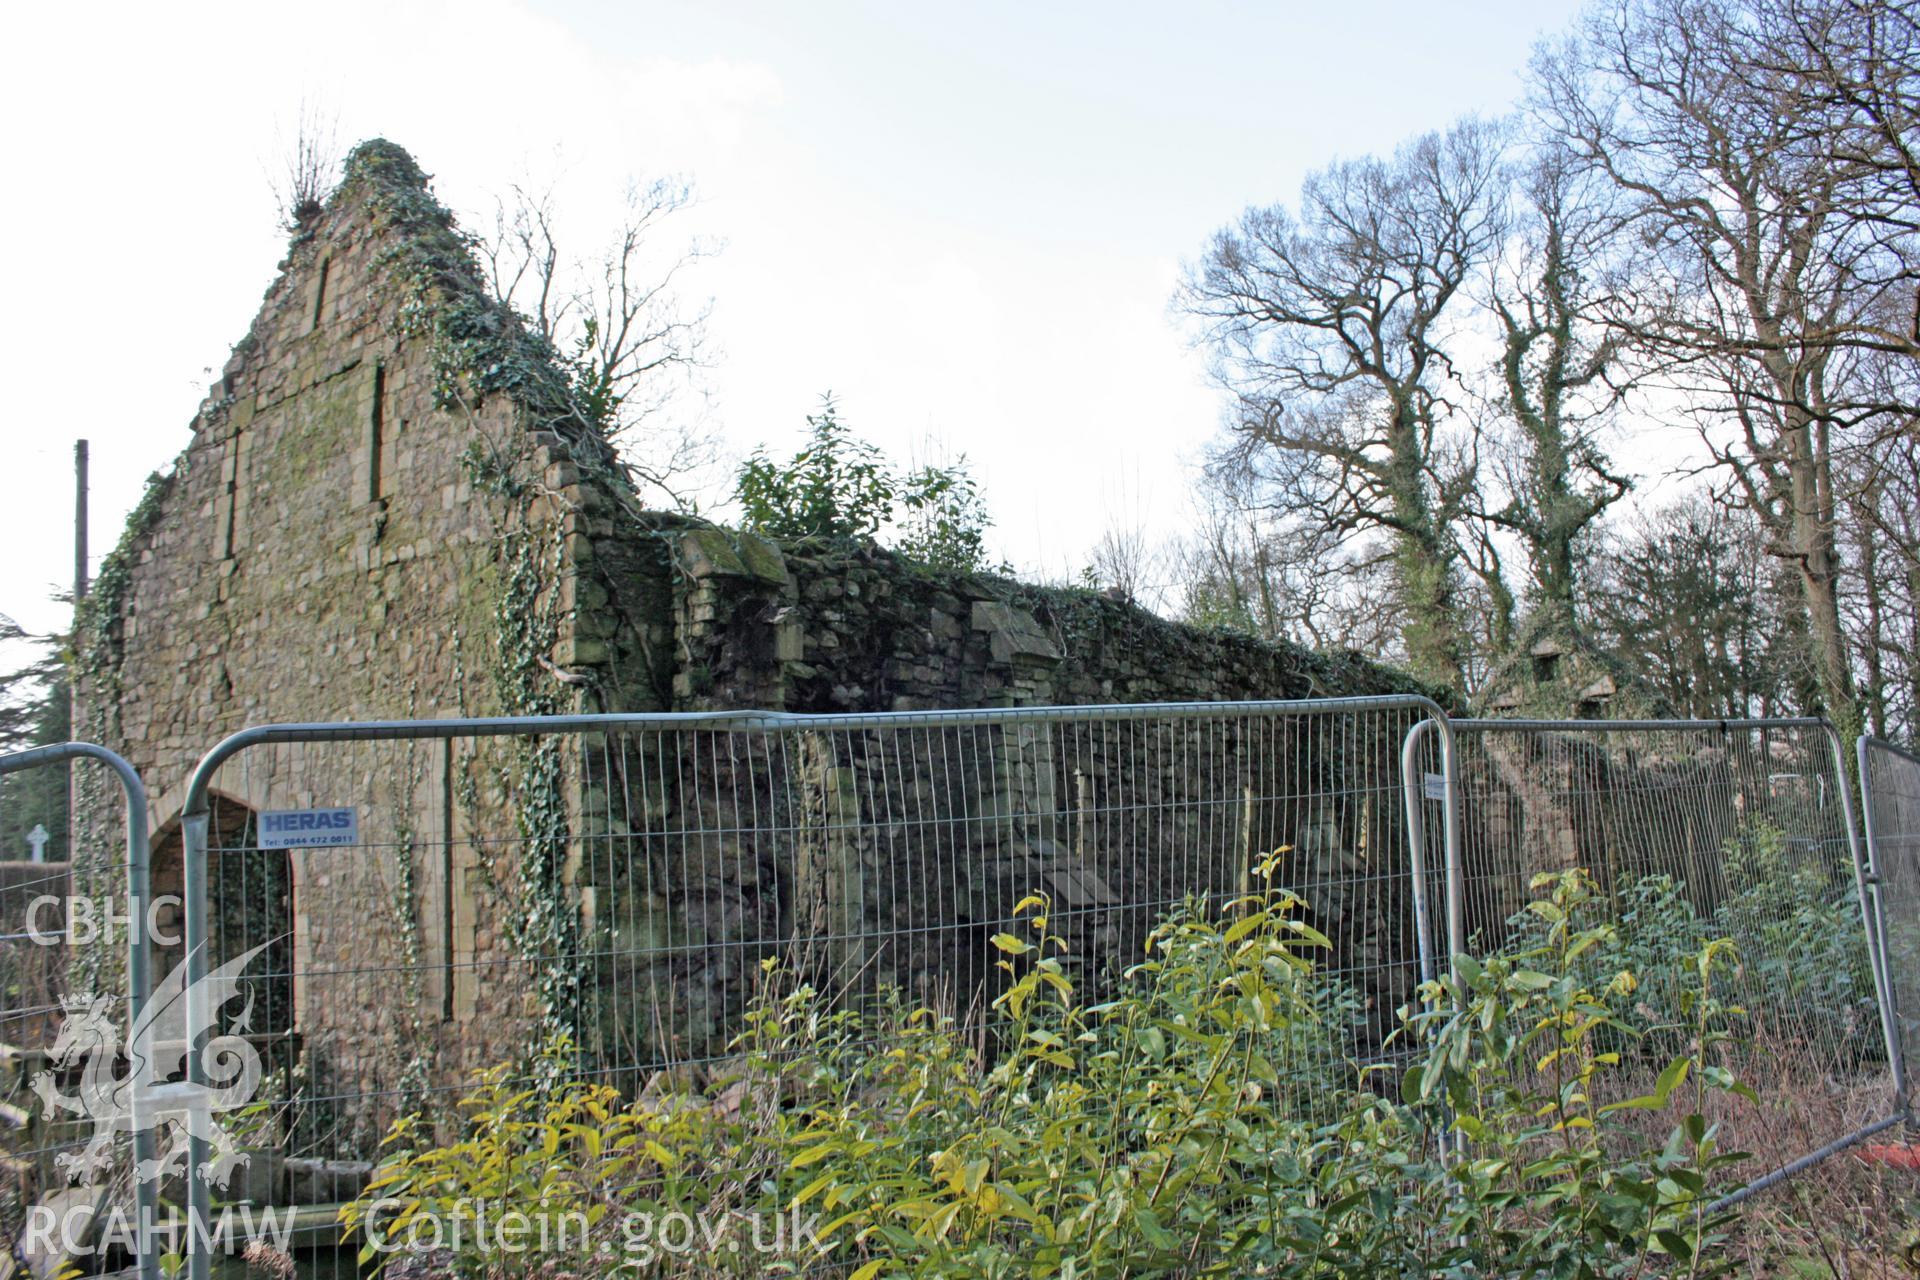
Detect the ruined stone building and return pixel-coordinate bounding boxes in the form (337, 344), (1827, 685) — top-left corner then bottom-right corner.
(74, 141), (1445, 1152)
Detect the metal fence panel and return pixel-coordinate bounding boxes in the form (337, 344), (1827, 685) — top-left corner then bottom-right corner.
(39, 701), (1903, 1278)
(1858, 735), (1918, 1114)
(174, 696), (1448, 1279)
(0, 742), (157, 1280)
(1406, 716), (1901, 1206)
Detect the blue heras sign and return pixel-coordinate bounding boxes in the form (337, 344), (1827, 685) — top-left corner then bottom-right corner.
(259, 807), (359, 849)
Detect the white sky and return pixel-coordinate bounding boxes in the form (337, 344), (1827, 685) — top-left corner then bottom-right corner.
(0, 0), (1606, 641)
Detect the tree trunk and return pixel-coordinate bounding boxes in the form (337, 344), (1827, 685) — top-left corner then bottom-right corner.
(1857, 487), (1888, 738)
(1909, 563), (1920, 737)
(1784, 409), (1861, 741)
(1387, 405), (1467, 694)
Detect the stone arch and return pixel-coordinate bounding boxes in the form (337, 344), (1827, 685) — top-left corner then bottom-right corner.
(147, 791), (295, 1046)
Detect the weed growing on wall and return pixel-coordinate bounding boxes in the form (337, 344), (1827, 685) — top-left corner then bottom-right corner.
(736, 396), (1000, 573)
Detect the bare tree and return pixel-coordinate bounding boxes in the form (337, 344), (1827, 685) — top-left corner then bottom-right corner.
(270, 101), (341, 231)
(1750, 0), (1920, 265)
(1178, 120), (1507, 694)
(1840, 428), (1920, 737)
(1588, 496), (1793, 717)
(1842, 462), (1893, 735)
(1175, 471), (1406, 658)
(1472, 145), (1635, 628)
(1082, 524), (1170, 608)
(1455, 509), (1519, 671)
(1533, 0), (1916, 738)
(1759, 0), (1920, 738)
(477, 176), (719, 510)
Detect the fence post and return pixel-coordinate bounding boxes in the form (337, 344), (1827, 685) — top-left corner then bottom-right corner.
(0, 741), (159, 1280)
(181, 803), (211, 1280)
(1399, 716), (1463, 989)
(1399, 715), (1462, 1165)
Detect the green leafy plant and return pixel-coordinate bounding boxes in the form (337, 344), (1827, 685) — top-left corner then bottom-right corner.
(1502, 869), (1711, 1057)
(1410, 869), (1754, 1277)
(1499, 821), (1882, 1074)
(735, 397), (898, 542)
(341, 1038), (767, 1278)
(1713, 822), (1880, 1063)
(735, 398), (998, 571)
(746, 877), (1348, 1277)
(346, 867), (1757, 1279)
(895, 461), (996, 573)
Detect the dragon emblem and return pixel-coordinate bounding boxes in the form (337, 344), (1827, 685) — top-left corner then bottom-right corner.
(30, 942), (272, 1192)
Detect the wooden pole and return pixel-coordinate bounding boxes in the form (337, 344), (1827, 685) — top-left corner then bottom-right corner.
(74, 439), (89, 602)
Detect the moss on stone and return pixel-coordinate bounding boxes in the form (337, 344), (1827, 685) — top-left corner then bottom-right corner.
(677, 526), (750, 579)
(732, 531), (789, 585)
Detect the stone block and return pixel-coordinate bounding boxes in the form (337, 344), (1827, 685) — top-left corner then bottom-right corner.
(677, 527), (748, 579)
(283, 1157), (374, 1205)
(573, 608), (618, 639)
(733, 531), (788, 583)
(971, 602), (1062, 665)
(226, 1147), (287, 1204)
(552, 637), (609, 666)
(559, 575), (609, 614)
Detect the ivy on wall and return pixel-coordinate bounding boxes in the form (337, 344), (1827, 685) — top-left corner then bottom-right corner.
(68, 460), (189, 998)
(349, 137), (602, 1054)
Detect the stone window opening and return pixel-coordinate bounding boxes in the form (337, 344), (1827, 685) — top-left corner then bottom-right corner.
(221, 450), (239, 560)
(366, 363), (387, 504)
(309, 257), (331, 333)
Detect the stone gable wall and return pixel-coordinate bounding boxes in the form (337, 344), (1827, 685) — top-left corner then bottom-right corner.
(72, 148), (616, 1129)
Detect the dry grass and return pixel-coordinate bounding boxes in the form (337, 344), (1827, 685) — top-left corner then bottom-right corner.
(1502, 1033), (1916, 1277)
(1731, 1151), (1917, 1277)
(1712, 1071), (1917, 1277)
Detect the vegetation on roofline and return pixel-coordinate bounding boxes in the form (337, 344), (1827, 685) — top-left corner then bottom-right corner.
(342, 141), (622, 473)
(735, 395), (1003, 575)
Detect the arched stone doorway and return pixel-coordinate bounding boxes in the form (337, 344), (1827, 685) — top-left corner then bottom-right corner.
(148, 792), (294, 1040)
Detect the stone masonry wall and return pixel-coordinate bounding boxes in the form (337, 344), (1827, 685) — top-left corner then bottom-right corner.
(555, 530), (1449, 1069)
(656, 530), (1428, 715)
